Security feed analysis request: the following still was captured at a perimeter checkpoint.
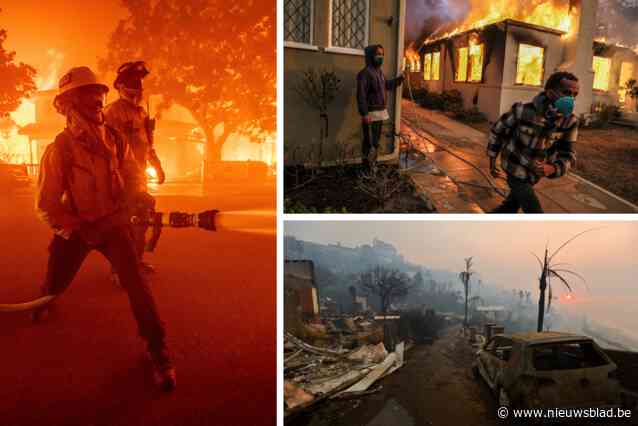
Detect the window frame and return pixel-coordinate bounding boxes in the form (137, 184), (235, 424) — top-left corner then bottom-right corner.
(431, 51), (441, 81)
(592, 55), (612, 92)
(423, 51), (441, 81)
(467, 43), (484, 83)
(514, 43), (546, 87)
(423, 52), (433, 81)
(454, 46), (469, 82)
(326, 0), (370, 56)
(284, 0), (319, 51)
(618, 61), (635, 103)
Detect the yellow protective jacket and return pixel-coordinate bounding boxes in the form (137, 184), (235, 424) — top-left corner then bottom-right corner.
(36, 124), (142, 237)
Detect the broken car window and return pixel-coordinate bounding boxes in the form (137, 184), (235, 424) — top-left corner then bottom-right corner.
(532, 342), (609, 371)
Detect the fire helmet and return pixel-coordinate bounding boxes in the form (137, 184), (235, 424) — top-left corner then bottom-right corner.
(57, 66), (109, 97)
(114, 61), (150, 90)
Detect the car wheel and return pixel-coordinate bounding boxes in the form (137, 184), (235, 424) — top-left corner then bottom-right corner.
(497, 387), (511, 408)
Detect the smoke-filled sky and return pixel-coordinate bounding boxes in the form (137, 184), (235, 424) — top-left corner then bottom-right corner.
(286, 220), (638, 330)
(0, 0), (127, 82)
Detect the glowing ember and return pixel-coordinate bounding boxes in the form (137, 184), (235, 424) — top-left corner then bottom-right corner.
(592, 56), (611, 91)
(516, 44), (545, 86)
(424, 0), (575, 44)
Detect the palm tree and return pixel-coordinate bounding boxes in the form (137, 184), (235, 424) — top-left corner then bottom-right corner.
(532, 230), (593, 332)
(459, 257), (474, 329)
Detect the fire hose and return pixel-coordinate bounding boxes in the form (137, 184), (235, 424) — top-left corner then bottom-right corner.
(402, 71), (507, 198)
(0, 209), (273, 313)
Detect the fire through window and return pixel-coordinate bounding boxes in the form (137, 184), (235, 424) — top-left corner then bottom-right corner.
(618, 62), (635, 103)
(432, 52), (440, 80)
(456, 47), (468, 81)
(468, 43), (483, 82)
(516, 44), (545, 87)
(423, 51), (440, 81)
(592, 56), (611, 91)
(455, 44), (482, 82)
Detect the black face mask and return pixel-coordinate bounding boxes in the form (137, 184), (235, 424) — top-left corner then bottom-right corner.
(373, 55), (384, 66)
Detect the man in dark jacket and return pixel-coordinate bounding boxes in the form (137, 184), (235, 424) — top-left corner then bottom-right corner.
(488, 71), (579, 213)
(356, 44), (404, 167)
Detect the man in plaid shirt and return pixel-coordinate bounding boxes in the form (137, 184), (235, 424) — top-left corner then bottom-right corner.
(487, 71), (579, 213)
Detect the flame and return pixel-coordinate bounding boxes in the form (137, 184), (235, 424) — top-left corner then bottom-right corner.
(146, 166), (158, 179)
(404, 45), (421, 72)
(2, 49), (65, 165)
(516, 44), (545, 86)
(424, 0), (576, 44)
(36, 49), (64, 90)
(468, 39), (484, 82)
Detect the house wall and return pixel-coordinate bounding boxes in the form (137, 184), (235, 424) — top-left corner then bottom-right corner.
(419, 28), (507, 123)
(499, 23), (566, 121)
(284, 0), (404, 165)
(560, 0), (597, 117)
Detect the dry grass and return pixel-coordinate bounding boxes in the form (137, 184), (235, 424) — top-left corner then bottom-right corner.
(574, 126), (638, 204)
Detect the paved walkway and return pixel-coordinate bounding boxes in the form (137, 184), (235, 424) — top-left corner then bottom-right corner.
(401, 100), (638, 213)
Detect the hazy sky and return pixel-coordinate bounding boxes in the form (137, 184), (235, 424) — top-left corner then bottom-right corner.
(285, 220), (638, 302)
(1, 0), (127, 81)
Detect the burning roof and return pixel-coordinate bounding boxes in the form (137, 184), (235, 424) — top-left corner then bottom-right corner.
(422, 0), (576, 45)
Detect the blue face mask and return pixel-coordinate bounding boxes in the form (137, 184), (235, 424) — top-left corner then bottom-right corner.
(554, 96), (575, 116)
(373, 55), (384, 66)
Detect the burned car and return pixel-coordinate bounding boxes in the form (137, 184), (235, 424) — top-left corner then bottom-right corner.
(473, 331), (621, 409)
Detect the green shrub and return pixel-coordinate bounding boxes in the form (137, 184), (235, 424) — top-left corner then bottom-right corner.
(420, 91), (444, 110)
(456, 106), (487, 123)
(441, 90), (464, 114)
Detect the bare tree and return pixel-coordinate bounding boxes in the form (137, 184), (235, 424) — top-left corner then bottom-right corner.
(356, 165), (404, 211)
(358, 265), (412, 349)
(458, 257), (474, 329)
(294, 68), (341, 164)
(532, 230), (593, 332)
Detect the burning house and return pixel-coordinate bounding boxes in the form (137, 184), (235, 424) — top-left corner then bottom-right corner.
(409, 0), (638, 122)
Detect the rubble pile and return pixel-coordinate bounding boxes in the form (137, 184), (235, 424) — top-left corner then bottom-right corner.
(284, 331), (407, 417)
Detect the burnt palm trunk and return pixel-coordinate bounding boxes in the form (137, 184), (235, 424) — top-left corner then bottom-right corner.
(537, 249), (548, 332)
(464, 280), (469, 328)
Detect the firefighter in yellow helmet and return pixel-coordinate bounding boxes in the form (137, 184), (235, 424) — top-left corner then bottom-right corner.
(35, 66), (176, 391)
(104, 61), (165, 275)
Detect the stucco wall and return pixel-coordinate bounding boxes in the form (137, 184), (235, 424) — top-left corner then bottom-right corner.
(284, 0), (403, 165)
(499, 23), (566, 121)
